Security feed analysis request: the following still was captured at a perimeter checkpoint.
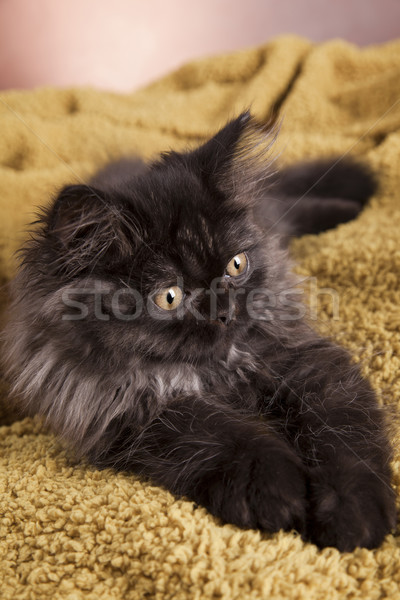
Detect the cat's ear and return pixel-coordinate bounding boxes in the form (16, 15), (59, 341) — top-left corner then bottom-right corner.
(47, 184), (133, 271)
(190, 111), (278, 205)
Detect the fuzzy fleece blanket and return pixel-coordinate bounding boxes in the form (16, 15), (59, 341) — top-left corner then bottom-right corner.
(1, 35), (400, 600)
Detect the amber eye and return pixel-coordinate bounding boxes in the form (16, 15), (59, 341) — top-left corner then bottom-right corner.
(225, 252), (248, 277)
(154, 286), (184, 311)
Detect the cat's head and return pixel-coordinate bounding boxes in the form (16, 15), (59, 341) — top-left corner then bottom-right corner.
(14, 112), (292, 369)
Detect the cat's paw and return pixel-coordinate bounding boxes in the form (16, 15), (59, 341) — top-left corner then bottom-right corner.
(196, 439), (307, 535)
(307, 462), (397, 551)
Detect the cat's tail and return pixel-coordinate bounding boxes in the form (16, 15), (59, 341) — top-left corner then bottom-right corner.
(269, 158), (377, 237)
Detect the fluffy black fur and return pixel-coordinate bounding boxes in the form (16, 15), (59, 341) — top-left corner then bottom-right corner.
(2, 112), (396, 551)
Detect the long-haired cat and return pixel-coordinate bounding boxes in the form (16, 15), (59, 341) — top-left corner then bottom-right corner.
(2, 112), (396, 551)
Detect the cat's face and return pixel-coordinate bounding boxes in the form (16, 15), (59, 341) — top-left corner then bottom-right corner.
(28, 113), (287, 366)
(102, 168), (266, 363)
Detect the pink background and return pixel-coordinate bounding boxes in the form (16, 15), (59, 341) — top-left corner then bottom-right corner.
(1, 0), (399, 92)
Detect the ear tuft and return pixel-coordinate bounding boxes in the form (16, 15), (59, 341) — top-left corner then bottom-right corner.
(50, 185), (104, 240)
(221, 113), (280, 206)
(188, 112), (279, 206)
(232, 114), (279, 175)
(48, 184), (133, 274)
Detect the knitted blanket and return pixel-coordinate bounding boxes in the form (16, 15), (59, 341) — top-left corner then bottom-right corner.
(1, 35), (400, 599)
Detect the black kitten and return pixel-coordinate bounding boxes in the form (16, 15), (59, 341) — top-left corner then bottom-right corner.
(2, 112), (396, 551)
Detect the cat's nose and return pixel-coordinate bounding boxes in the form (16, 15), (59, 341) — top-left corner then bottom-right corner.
(217, 309), (232, 326)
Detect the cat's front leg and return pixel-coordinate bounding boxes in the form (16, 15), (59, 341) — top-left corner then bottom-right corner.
(94, 396), (307, 535)
(306, 449), (396, 551)
(264, 339), (396, 551)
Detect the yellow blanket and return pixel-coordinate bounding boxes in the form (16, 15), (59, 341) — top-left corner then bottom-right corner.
(1, 35), (400, 599)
